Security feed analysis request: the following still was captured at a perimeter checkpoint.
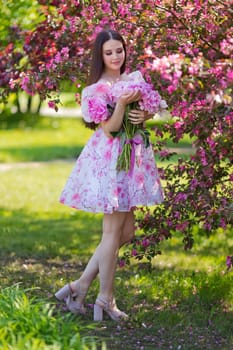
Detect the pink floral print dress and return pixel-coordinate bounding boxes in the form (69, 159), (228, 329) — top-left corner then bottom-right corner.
(60, 71), (164, 213)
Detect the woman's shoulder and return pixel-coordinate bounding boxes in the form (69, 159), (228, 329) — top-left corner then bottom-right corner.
(82, 81), (111, 97)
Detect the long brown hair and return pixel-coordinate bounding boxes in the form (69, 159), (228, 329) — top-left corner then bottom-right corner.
(87, 29), (127, 86)
(84, 30), (127, 129)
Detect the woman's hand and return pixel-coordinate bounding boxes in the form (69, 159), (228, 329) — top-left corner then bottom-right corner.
(101, 91), (142, 137)
(117, 90), (142, 107)
(128, 109), (154, 124)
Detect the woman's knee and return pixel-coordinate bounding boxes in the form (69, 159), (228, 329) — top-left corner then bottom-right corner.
(120, 229), (135, 246)
(120, 212), (136, 245)
(102, 212), (127, 237)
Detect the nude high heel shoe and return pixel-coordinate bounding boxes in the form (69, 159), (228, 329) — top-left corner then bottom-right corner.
(55, 283), (86, 315)
(93, 296), (128, 321)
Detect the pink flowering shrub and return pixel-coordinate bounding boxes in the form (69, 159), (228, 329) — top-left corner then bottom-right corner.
(0, 0), (232, 267)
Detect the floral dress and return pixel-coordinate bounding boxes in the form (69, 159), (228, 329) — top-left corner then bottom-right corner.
(60, 71), (164, 213)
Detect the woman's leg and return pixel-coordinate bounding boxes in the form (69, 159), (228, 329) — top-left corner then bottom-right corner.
(97, 211), (128, 299)
(72, 210), (135, 284)
(93, 211), (131, 320)
(119, 209), (135, 246)
(70, 211), (131, 303)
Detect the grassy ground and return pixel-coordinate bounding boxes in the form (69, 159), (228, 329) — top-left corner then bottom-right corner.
(0, 115), (194, 163)
(0, 116), (232, 349)
(0, 116), (93, 162)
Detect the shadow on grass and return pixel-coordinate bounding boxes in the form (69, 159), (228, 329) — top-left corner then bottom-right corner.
(1, 206), (233, 350)
(84, 266), (233, 350)
(0, 205), (102, 299)
(0, 206), (102, 260)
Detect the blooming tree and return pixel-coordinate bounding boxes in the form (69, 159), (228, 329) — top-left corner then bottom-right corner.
(1, 0), (232, 265)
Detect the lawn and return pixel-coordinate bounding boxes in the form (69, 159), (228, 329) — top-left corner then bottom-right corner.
(0, 116), (232, 349)
(0, 115), (194, 163)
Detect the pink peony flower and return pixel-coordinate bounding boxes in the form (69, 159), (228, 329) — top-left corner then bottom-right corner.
(88, 97), (110, 123)
(95, 83), (110, 94)
(111, 80), (166, 115)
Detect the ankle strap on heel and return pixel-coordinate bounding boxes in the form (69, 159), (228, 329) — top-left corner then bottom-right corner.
(95, 297), (113, 310)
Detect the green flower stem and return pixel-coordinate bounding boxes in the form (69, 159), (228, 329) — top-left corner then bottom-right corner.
(116, 102), (139, 172)
(116, 102), (149, 173)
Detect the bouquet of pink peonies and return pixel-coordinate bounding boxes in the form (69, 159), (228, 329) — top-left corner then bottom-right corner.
(110, 80), (167, 174)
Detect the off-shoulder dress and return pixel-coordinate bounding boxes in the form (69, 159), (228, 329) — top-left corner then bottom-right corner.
(59, 71), (164, 213)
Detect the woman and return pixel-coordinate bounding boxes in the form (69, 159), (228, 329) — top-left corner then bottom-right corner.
(55, 29), (164, 321)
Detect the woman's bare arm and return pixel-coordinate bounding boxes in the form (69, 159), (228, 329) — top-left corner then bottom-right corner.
(101, 90), (141, 137)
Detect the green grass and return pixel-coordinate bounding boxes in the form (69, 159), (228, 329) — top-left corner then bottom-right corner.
(0, 116), (232, 349)
(0, 116), (93, 162)
(1, 163), (233, 349)
(0, 286), (100, 350)
(0, 115), (194, 163)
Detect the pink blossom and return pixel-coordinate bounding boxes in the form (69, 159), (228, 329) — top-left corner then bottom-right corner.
(9, 78), (16, 89)
(54, 52), (62, 64)
(167, 84), (177, 94)
(101, 2), (111, 11)
(48, 101), (56, 109)
(131, 249), (138, 257)
(220, 218), (226, 229)
(225, 113), (233, 126)
(166, 218), (173, 227)
(174, 192), (188, 203)
(118, 3), (130, 16)
(174, 211), (181, 219)
(174, 121), (184, 129)
(142, 239), (150, 248)
(19, 73), (29, 89)
(159, 150), (170, 158)
(61, 47), (69, 57)
(226, 70), (233, 82)
(198, 147), (208, 166)
(190, 178), (199, 190)
(118, 259), (126, 268)
(226, 256), (233, 269)
(220, 37), (233, 55)
(45, 60), (56, 71)
(176, 221), (189, 231)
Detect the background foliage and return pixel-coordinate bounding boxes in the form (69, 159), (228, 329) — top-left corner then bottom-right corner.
(0, 0), (232, 262)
